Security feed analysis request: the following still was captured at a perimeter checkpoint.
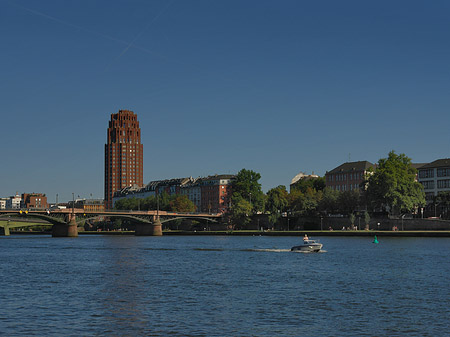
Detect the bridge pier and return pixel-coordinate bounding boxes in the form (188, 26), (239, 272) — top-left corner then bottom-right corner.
(135, 219), (162, 236)
(52, 218), (78, 237)
(1, 225), (10, 236)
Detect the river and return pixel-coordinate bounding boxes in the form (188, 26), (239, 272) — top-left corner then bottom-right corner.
(1, 235), (448, 336)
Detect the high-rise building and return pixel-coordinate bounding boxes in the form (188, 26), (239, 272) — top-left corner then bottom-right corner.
(104, 110), (143, 209)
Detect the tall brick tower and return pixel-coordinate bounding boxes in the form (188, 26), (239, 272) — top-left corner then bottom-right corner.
(104, 110), (143, 209)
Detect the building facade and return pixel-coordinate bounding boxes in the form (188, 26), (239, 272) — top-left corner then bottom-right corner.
(5, 194), (22, 209)
(325, 161), (375, 192)
(104, 110), (144, 209)
(113, 177), (196, 208)
(22, 193), (48, 209)
(68, 199), (105, 212)
(112, 174), (235, 213)
(180, 178), (202, 211)
(199, 175), (234, 214)
(417, 158), (450, 201)
(289, 172), (319, 192)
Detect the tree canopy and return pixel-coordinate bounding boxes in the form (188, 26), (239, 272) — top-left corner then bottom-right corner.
(266, 185), (289, 225)
(366, 151), (425, 214)
(114, 192), (196, 213)
(231, 168), (265, 213)
(290, 176), (325, 193)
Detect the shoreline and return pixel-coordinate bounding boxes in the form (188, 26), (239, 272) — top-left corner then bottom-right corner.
(6, 230), (450, 237)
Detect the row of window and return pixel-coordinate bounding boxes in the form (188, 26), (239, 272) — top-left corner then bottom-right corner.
(331, 184), (360, 191)
(422, 179), (450, 189)
(327, 172), (363, 182)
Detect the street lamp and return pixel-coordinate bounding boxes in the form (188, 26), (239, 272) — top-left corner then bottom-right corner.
(72, 193), (75, 219)
(156, 193), (159, 217)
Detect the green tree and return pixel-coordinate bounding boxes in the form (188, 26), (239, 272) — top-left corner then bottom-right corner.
(366, 151), (426, 214)
(288, 187), (320, 216)
(114, 197), (139, 210)
(169, 195), (196, 213)
(266, 185), (289, 226)
(229, 194), (252, 229)
(364, 211), (371, 228)
(291, 177), (326, 193)
(349, 213), (356, 227)
(318, 187), (340, 214)
(231, 169), (265, 213)
(338, 190), (360, 215)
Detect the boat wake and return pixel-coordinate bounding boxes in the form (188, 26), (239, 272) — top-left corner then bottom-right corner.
(141, 247), (326, 253)
(244, 248), (292, 253)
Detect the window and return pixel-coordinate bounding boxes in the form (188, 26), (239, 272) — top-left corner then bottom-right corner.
(437, 180), (450, 189)
(419, 169), (434, 178)
(421, 181), (434, 190)
(437, 168), (450, 177)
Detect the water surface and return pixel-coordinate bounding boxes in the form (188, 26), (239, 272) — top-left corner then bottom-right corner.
(1, 235), (448, 336)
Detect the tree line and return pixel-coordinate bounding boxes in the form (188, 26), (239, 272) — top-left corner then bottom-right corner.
(113, 194), (196, 213)
(229, 151), (450, 228)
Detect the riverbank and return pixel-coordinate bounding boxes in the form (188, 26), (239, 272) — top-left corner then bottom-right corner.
(161, 230), (450, 237)
(7, 230), (449, 237)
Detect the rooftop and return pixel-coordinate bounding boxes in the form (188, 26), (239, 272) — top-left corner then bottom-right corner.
(419, 158), (450, 169)
(327, 161), (375, 174)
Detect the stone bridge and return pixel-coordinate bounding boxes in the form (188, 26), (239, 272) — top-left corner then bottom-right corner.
(0, 209), (222, 237)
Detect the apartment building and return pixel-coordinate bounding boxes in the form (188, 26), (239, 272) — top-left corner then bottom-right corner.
(113, 174), (235, 213)
(22, 193), (48, 209)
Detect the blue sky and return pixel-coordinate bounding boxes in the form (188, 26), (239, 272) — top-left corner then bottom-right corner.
(1, 0), (449, 203)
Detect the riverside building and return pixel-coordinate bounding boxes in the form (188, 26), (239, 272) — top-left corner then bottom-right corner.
(325, 161), (375, 191)
(104, 110), (143, 209)
(417, 158), (450, 200)
(113, 174), (235, 213)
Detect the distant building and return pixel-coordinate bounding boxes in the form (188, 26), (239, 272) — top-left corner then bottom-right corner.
(180, 178), (202, 211)
(22, 193), (48, 209)
(67, 199), (104, 212)
(113, 177), (197, 207)
(417, 158), (450, 201)
(289, 172), (319, 192)
(0, 198), (7, 210)
(113, 174), (235, 213)
(199, 175), (234, 214)
(104, 110), (144, 209)
(325, 161), (375, 192)
(82, 199), (105, 212)
(5, 194), (22, 209)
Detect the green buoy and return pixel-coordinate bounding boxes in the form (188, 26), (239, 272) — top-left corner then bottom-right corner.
(373, 235), (379, 244)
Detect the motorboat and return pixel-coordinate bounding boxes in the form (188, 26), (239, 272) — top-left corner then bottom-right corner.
(291, 239), (323, 252)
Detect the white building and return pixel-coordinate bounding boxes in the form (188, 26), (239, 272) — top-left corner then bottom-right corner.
(6, 194), (22, 209)
(0, 198), (7, 209)
(418, 158), (450, 200)
(180, 178), (202, 212)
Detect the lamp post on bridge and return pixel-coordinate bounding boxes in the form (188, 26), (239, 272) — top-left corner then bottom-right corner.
(72, 193), (75, 219)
